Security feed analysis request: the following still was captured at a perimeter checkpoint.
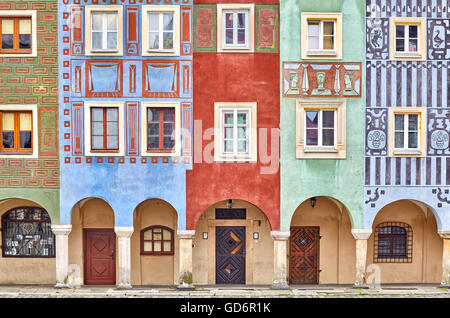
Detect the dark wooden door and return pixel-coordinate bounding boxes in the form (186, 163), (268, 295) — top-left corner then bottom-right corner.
(289, 226), (320, 284)
(216, 226), (245, 284)
(84, 229), (116, 285)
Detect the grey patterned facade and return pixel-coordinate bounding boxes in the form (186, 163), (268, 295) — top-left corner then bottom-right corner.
(365, 0), (450, 229)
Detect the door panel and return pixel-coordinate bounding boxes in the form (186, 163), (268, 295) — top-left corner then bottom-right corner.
(84, 229), (116, 285)
(216, 226), (245, 284)
(289, 226), (320, 284)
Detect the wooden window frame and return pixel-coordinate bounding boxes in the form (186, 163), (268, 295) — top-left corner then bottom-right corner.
(1, 207), (55, 258)
(219, 107), (251, 158)
(306, 20), (336, 54)
(304, 108), (337, 149)
(90, 11), (119, 52)
(90, 107), (119, 153)
(146, 107), (176, 153)
(374, 222), (413, 263)
(0, 110), (33, 153)
(0, 16), (32, 54)
(140, 225), (174, 255)
(389, 17), (426, 61)
(217, 4), (255, 53)
(221, 9), (250, 50)
(147, 11), (175, 52)
(393, 113), (419, 151)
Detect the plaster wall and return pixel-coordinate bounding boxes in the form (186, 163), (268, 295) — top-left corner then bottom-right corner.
(366, 200), (442, 283)
(130, 199), (179, 285)
(290, 196), (356, 284)
(192, 200), (274, 285)
(280, 0), (366, 231)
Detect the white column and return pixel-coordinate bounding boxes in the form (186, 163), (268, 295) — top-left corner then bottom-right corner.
(351, 229), (372, 288)
(438, 230), (450, 287)
(271, 231), (290, 289)
(178, 230), (195, 290)
(51, 224), (72, 288)
(114, 226), (134, 289)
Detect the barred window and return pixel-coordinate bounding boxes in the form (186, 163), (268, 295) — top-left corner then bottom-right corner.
(2, 207), (55, 258)
(374, 222), (412, 263)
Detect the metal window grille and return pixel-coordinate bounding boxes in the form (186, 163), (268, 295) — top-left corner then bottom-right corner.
(373, 222), (412, 263)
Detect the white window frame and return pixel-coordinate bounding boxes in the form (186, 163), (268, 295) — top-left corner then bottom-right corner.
(393, 113), (419, 151)
(85, 6), (123, 56)
(388, 107), (426, 157)
(142, 5), (180, 56)
(214, 102), (257, 162)
(84, 101), (124, 156)
(221, 9), (250, 50)
(304, 108), (337, 149)
(389, 17), (426, 61)
(140, 102), (181, 157)
(301, 12), (342, 60)
(0, 104), (38, 158)
(296, 100), (346, 159)
(217, 4), (254, 53)
(0, 11), (37, 57)
(306, 20), (336, 54)
(90, 11), (119, 52)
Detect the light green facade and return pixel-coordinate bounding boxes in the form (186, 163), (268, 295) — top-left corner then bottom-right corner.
(280, 0), (365, 230)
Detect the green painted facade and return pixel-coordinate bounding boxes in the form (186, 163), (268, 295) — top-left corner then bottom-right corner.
(280, 0), (365, 230)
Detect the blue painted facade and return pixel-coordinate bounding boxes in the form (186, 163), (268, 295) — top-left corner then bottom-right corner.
(58, 0), (193, 228)
(365, 0), (450, 229)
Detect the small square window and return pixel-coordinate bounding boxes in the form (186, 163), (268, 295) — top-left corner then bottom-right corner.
(142, 6), (180, 56)
(85, 6), (123, 56)
(301, 13), (342, 59)
(390, 17), (426, 60)
(0, 11), (36, 56)
(217, 4), (254, 53)
(296, 100), (346, 159)
(214, 102), (257, 162)
(388, 107), (426, 157)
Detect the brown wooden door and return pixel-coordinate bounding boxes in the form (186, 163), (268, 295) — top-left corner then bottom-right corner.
(289, 226), (320, 284)
(216, 226), (246, 284)
(84, 229), (116, 285)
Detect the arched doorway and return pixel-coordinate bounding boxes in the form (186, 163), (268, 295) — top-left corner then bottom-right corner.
(289, 196), (355, 284)
(69, 197), (116, 285)
(131, 199), (178, 285)
(192, 199), (273, 285)
(367, 200), (442, 283)
(0, 199), (56, 284)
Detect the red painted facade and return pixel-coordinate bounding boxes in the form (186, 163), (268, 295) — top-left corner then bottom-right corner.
(186, 0), (280, 230)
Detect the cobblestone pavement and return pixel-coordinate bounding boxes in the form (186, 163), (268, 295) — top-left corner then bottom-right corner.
(0, 285), (448, 298)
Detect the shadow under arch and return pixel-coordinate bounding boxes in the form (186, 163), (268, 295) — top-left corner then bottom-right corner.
(131, 197), (180, 228)
(366, 198), (442, 230)
(69, 196), (116, 226)
(0, 194), (58, 223)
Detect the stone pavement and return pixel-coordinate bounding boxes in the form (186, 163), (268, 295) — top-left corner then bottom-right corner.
(0, 284), (448, 298)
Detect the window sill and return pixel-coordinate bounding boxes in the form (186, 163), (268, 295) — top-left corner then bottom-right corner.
(89, 49), (119, 53)
(0, 152), (33, 155)
(147, 49), (175, 53)
(304, 147), (338, 153)
(393, 149), (422, 156)
(394, 52), (422, 59)
(306, 50), (338, 57)
(220, 46), (251, 51)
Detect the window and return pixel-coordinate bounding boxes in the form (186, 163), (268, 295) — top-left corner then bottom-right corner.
(296, 100), (346, 159)
(374, 222), (412, 263)
(90, 107), (119, 151)
(214, 102), (257, 162)
(305, 109), (336, 148)
(2, 207), (55, 258)
(222, 10), (249, 49)
(0, 105), (37, 158)
(140, 225), (174, 255)
(141, 102), (180, 156)
(84, 101), (124, 156)
(217, 4), (254, 53)
(389, 17), (426, 60)
(301, 13), (342, 59)
(142, 6), (180, 56)
(91, 12), (118, 51)
(85, 6), (123, 56)
(0, 11), (36, 56)
(388, 107), (426, 157)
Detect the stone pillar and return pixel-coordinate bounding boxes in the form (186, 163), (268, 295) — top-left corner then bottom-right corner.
(178, 230), (195, 290)
(51, 224), (72, 288)
(271, 231), (290, 289)
(438, 230), (450, 287)
(114, 226), (134, 289)
(351, 229), (372, 288)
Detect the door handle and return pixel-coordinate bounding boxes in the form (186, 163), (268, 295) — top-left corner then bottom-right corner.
(111, 250), (115, 260)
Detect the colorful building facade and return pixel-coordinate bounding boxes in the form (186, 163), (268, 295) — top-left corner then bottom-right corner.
(0, 0), (59, 284)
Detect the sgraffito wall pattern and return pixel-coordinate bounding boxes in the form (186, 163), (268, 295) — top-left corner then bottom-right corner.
(365, 0), (450, 229)
(59, 0), (193, 227)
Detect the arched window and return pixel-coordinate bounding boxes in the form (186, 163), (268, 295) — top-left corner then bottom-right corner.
(140, 225), (174, 255)
(374, 222), (412, 263)
(2, 207), (55, 257)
